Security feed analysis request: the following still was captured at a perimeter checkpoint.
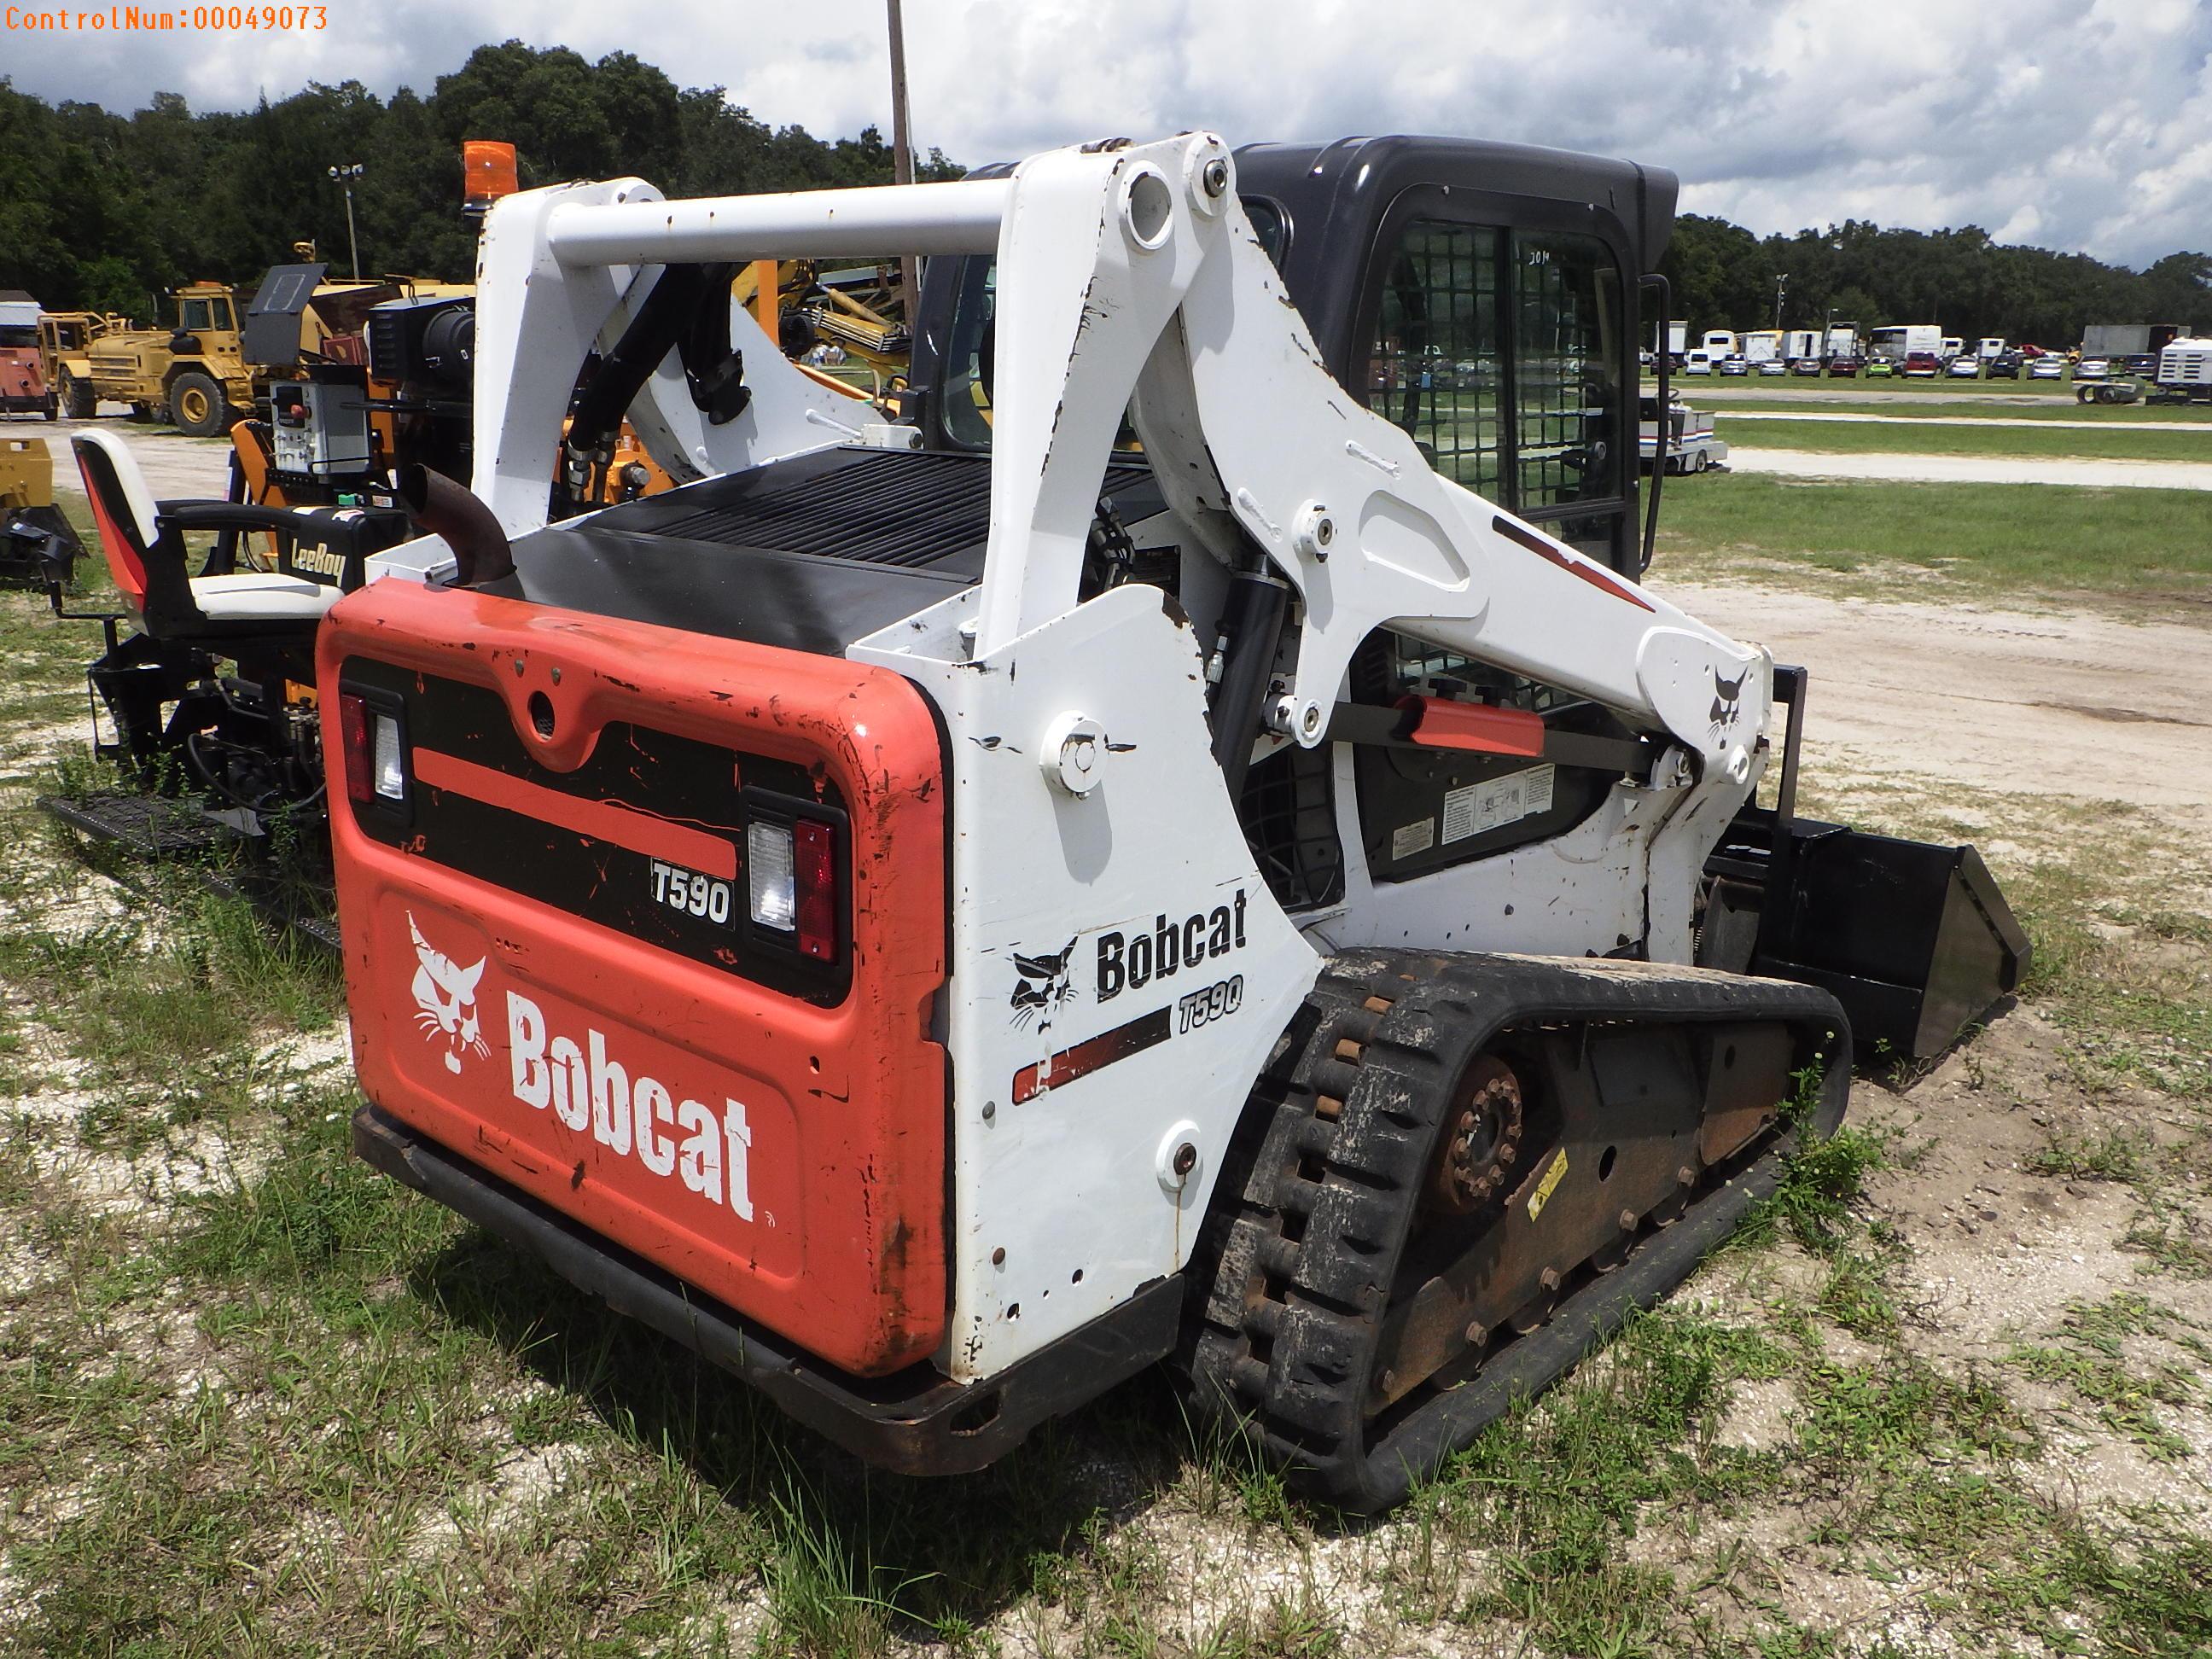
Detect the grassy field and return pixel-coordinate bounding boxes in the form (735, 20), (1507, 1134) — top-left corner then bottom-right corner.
(1654, 474), (2212, 605)
(1650, 374), (2081, 400)
(1706, 419), (2212, 463)
(3, 482), (2210, 1654)
(1691, 397), (2212, 426)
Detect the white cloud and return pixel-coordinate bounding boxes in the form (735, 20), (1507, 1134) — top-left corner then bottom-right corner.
(5, 0), (2208, 265)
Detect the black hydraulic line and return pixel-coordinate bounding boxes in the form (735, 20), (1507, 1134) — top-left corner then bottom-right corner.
(562, 264), (714, 486)
(1208, 569), (1289, 801)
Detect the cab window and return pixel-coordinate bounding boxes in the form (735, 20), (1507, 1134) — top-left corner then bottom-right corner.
(1365, 220), (1626, 554)
(1513, 233), (1621, 511)
(181, 299), (213, 333)
(1371, 223), (1505, 496)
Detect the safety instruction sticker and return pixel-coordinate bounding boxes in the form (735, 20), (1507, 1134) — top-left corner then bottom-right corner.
(1391, 817), (1436, 859)
(1443, 764), (1556, 845)
(1527, 1147), (1569, 1221)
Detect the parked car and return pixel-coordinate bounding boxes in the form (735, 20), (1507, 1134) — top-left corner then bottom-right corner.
(2019, 342), (2047, 358)
(1719, 354), (1749, 376)
(1757, 357), (1788, 375)
(1986, 351), (2023, 379)
(1790, 356), (1824, 376)
(1902, 351), (1941, 377)
(1683, 350), (1714, 376)
(1865, 358), (1895, 378)
(1946, 354), (1982, 379)
(1826, 352), (1863, 378)
(2074, 358), (2111, 381)
(2027, 356), (2064, 380)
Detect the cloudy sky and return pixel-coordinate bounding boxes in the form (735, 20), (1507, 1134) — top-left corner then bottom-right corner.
(8, 0), (2209, 266)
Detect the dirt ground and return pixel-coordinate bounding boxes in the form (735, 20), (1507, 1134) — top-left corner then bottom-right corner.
(3, 442), (2208, 1652)
(13, 414), (232, 499)
(1659, 579), (2212, 820)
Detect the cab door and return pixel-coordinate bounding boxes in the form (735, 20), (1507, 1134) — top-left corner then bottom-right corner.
(1353, 186), (1635, 573)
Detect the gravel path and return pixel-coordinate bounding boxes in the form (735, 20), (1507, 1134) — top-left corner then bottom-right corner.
(1718, 410), (2212, 434)
(1726, 447), (2212, 490)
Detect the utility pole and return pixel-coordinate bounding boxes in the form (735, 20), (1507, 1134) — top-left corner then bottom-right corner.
(329, 162), (365, 278)
(1773, 271), (1788, 332)
(886, 0), (919, 314)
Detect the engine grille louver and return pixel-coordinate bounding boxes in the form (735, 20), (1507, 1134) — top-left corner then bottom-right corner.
(645, 450), (1148, 569)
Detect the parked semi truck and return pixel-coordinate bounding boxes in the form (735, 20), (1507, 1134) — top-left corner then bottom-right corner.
(2082, 323), (2191, 376)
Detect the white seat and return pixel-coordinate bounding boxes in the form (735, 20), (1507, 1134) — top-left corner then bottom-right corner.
(188, 571), (345, 621)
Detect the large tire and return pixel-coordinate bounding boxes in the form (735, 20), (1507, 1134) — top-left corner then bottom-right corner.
(60, 372), (95, 419)
(166, 368), (227, 438)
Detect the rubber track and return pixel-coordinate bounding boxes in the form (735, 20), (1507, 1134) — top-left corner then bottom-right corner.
(1188, 949), (1851, 1512)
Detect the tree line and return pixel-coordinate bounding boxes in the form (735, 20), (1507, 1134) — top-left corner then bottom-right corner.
(0, 40), (962, 319)
(1661, 213), (2209, 351)
(1, 42), (2203, 350)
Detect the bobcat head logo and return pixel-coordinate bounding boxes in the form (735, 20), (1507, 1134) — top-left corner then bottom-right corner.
(1709, 667), (1747, 734)
(409, 911), (488, 1074)
(1010, 940), (1078, 1032)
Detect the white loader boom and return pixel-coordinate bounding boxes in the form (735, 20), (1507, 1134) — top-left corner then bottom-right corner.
(470, 131), (1773, 966)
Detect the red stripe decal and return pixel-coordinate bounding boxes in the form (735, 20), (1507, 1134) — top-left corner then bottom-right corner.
(1397, 696), (1547, 757)
(1492, 515), (1656, 612)
(1011, 1007), (1174, 1104)
(410, 748), (738, 878)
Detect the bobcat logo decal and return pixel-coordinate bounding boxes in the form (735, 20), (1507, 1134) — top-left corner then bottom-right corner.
(1010, 940), (1079, 1033)
(409, 911), (489, 1074)
(1708, 667), (1748, 736)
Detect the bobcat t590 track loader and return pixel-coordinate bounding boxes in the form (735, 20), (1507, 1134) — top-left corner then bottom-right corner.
(328, 133), (2026, 1510)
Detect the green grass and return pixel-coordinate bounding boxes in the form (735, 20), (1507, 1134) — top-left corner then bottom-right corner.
(1693, 395), (2212, 425)
(1713, 417), (2212, 463)
(1654, 474), (2212, 603)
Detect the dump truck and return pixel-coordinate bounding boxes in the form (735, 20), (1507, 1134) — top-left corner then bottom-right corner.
(38, 311), (131, 417)
(0, 294), (56, 419)
(268, 132), (2030, 1514)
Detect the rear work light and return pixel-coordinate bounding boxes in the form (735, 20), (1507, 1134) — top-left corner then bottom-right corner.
(747, 817), (838, 961)
(337, 690), (409, 807)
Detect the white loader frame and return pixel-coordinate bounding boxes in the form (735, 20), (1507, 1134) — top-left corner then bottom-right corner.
(462, 132), (1777, 1378)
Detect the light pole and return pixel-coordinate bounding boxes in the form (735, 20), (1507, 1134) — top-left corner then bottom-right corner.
(328, 163), (364, 278)
(1773, 272), (1788, 332)
(885, 0), (919, 311)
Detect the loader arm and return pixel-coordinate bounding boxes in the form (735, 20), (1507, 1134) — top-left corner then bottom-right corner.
(471, 133), (1768, 843)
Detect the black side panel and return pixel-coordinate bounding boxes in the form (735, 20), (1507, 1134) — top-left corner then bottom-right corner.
(243, 263), (327, 366)
(340, 657), (850, 1004)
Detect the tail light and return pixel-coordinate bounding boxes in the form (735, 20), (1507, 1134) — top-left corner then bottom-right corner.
(744, 808), (841, 963)
(336, 685), (410, 816)
(793, 820), (835, 961)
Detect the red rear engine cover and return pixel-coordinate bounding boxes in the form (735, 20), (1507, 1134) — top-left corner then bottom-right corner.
(320, 579), (948, 1377)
